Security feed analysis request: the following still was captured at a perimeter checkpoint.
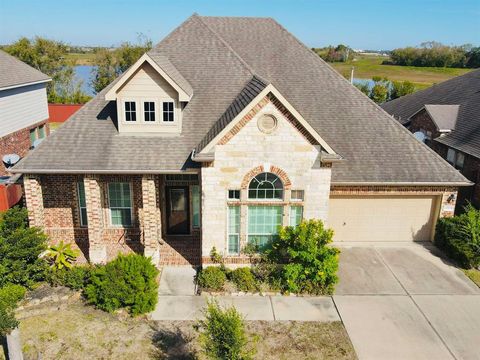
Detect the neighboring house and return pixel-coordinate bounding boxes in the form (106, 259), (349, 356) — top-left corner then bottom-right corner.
(11, 15), (469, 266)
(382, 69), (480, 210)
(0, 50), (51, 175)
(48, 104), (83, 123)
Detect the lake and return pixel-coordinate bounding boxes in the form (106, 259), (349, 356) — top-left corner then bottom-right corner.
(74, 65), (375, 96)
(74, 65), (95, 96)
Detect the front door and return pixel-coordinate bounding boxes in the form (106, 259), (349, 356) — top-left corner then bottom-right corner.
(166, 186), (190, 235)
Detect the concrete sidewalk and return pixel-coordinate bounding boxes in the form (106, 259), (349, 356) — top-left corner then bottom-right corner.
(150, 295), (340, 322)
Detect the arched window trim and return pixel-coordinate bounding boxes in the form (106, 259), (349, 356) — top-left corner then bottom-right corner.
(248, 172), (284, 200)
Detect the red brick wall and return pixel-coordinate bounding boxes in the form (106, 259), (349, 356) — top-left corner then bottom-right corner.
(0, 120), (49, 175)
(409, 109), (440, 145)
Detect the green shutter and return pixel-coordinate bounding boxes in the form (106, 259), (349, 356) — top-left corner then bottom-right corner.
(192, 185), (200, 228)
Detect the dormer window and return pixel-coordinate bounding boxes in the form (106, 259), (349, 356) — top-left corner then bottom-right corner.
(144, 101), (156, 122)
(163, 101), (175, 122)
(125, 101), (137, 122)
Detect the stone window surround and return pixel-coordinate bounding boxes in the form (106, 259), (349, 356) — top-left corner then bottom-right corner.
(226, 165), (304, 256)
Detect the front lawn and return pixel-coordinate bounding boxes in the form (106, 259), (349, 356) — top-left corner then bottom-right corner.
(13, 295), (356, 360)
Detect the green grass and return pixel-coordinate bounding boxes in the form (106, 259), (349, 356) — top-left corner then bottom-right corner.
(329, 54), (473, 88)
(65, 52), (96, 66)
(48, 122), (63, 132)
(463, 269), (480, 288)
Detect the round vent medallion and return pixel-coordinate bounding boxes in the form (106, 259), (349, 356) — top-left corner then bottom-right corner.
(257, 114), (277, 134)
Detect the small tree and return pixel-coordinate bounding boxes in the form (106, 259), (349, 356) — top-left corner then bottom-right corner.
(195, 300), (256, 360)
(40, 241), (79, 270)
(266, 219), (339, 294)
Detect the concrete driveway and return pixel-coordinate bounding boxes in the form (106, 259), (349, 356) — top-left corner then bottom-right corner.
(334, 244), (480, 360)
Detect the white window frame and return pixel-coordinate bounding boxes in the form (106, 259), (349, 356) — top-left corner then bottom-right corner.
(290, 190), (304, 202)
(227, 205), (241, 255)
(228, 189), (240, 201)
(142, 100), (157, 123)
(248, 172), (284, 201)
(162, 100), (176, 123)
(77, 181), (87, 227)
(107, 182), (134, 227)
(246, 205), (283, 249)
(123, 100), (138, 122)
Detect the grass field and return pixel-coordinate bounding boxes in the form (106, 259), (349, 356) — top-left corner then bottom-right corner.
(66, 52), (95, 66)
(329, 54), (473, 88)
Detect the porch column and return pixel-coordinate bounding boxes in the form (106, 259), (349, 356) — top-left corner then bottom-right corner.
(84, 175), (106, 264)
(24, 175), (45, 228)
(141, 174), (161, 266)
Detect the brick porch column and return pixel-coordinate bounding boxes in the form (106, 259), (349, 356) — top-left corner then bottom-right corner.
(84, 175), (106, 263)
(141, 174), (161, 266)
(23, 175), (45, 228)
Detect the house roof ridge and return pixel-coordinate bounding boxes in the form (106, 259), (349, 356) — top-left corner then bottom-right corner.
(194, 15), (256, 76)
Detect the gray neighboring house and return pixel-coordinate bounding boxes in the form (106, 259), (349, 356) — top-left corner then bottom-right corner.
(0, 50), (51, 176)
(11, 15), (469, 266)
(382, 69), (480, 210)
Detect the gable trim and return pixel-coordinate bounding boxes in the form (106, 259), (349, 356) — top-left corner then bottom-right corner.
(199, 83), (336, 155)
(105, 53), (192, 101)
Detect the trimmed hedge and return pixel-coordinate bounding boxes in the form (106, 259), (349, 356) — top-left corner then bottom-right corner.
(85, 254), (159, 315)
(197, 266), (226, 291)
(229, 267), (257, 292)
(435, 205), (480, 269)
(46, 265), (93, 290)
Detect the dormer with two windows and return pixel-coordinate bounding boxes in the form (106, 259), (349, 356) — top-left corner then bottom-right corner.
(105, 53), (193, 135)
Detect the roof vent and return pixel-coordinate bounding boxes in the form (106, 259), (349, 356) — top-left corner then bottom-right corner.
(2, 154), (20, 168)
(258, 114), (277, 134)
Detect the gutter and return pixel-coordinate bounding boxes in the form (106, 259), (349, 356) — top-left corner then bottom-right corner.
(9, 169), (200, 175)
(0, 78), (51, 92)
(331, 181), (473, 187)
(191, 149), (214, 162)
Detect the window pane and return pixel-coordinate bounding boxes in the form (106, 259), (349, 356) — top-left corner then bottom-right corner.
(77, 182), (86, 207)
(456, 152), (465, 168)
(228, 190), (240, 200)
(111, 208), (132, 226)
(38, 125), (46, 139)
(163, 101), (174, 122)
(447, 148), (455, 164)
(228, 206), (240, 254)
(80, 208), (88, 227)
(247, 206), (282, 250)
(248, 172), (283, 199)
(290, 206), (303, 227)
(170, 189), (185, 211)
(144, 102), (155, 122)
(192, 185), (200, 227)
(291, 190), (304, 201)
(29, 129), (37, 145)
(125, 101), (136, 122)
(108, 183), (132, 226)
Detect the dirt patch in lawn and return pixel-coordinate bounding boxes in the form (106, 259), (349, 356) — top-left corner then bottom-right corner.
(17, 296), (356, 360)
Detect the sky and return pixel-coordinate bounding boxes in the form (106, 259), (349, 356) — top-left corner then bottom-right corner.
(0, 0), (479, 50)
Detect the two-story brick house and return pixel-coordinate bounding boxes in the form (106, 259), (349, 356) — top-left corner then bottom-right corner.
(11, 15), (469, 266)
(382, 69), (480, 210)
(0, 50), (51, 175)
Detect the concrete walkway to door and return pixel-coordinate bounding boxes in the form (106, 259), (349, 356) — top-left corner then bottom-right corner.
(334, 243), (480, 360)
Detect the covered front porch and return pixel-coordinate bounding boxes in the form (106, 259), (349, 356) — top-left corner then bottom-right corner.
(23, 173), (202, 266)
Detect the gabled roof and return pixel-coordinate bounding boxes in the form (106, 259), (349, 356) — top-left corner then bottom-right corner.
(105, 53), (193, 101)
(0, 50), (50, 90)
(382, 69), (480, 159)
(424, 104), (460, 132)
(12, 15), (468, 185)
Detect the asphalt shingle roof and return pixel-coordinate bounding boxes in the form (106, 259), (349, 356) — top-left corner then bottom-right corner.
(382, 69), (480, 159)
(424, 104), (460, 131)
(0, 49), (50, 90)
(12, 15), (468, 185)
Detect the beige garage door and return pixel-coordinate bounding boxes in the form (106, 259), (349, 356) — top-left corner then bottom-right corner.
(328, 195), (440, 242)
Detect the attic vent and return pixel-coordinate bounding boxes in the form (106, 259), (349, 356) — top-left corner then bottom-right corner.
(258, 114), (277, 134)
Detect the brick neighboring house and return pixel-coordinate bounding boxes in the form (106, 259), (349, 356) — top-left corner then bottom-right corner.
(382, 69), (480, 210)
(11, 15), (469, 266)
(0, 50), (51, 175)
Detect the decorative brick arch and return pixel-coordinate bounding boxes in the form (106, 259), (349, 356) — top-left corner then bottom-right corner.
(240, 165), (291, 190)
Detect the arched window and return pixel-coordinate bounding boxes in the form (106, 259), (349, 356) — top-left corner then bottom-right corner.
(248, 172), (283, 200)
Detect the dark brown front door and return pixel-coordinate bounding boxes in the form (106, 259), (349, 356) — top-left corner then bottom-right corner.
(166, 186), (190, 235)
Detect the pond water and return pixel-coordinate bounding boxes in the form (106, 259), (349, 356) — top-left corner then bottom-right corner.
(74, 65), (96, 96)
(353, 78), (375, 89)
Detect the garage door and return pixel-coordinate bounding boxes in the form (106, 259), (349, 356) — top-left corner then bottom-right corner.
(328, 195), (440, 242)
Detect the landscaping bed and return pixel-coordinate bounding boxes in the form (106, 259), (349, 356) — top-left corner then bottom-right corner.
(12, 294), (356, 360)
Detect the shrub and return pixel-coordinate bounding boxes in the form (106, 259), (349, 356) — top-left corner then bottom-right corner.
(265, 219), (339, 294)
(41, 241), (79, 270)
(84, 254), (159, 315)
(197, 266), (226, 291)
(46, 265), (93, 290)
(0, 207), (48, 288)
(229, 268), (257, 292)
(0, 284), (26, 336)
(435, 204), (480, 269)
(196, 300), (256, 360)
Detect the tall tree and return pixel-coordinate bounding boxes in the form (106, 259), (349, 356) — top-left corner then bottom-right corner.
(4, 37), (90, 103)
(91, 35), (152, 94)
